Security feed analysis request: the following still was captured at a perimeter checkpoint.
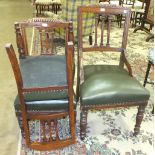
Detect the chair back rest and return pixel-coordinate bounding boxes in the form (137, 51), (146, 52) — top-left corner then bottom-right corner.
(15, 18), (74, 58)
(78, 5), (131, 54)
(14, 18), (75, 93)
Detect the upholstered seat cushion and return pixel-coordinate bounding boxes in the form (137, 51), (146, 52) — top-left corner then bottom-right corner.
(80, 65), (150, 106)
(20, 55), (67, 89)
(14, 55), (76, 111)
(14, 97), (76, 111)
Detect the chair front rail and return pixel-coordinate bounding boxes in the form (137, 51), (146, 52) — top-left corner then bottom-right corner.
(80, 100), (148, 110)
(122, 49), (133, 76)
(29, 112), (68, 120)
(29, 138), (76, 151)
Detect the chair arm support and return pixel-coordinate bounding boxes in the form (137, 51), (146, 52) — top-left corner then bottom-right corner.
(122, 49), (133, 77)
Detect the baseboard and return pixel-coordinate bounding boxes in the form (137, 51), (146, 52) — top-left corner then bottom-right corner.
(16, 132), (22, 155)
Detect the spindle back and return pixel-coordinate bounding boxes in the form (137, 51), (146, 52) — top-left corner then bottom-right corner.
(78, 5), (131, 53)
(15, 18), (73, 58)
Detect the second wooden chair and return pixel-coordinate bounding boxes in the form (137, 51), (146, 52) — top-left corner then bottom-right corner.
(5, 18), (76, 150)
(76, 5), (150, 140)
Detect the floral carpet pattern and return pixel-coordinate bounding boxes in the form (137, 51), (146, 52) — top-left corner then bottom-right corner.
(20, 24), (154, 155)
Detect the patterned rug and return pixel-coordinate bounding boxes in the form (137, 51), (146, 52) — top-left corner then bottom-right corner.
(19, 24), (154, 155)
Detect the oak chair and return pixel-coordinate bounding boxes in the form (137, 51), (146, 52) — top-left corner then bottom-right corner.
(133, 0), (146, 27)
(76, 5), (150, 140)
(99, 0), (110, 4)
(34, 0), (61, 16)
(5, 18), (76, 150)
(134, 0), (154, 42)
(119, 0), (135, 8)
(118, 0), (136, 27)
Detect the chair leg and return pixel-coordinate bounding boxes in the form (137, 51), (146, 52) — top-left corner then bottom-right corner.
(89, 35), (92, 45)
(74, 110), (77, 123)
(143, 61), (152, 87)
(17, 115), (25, 139)
(134, 105), (146, 136)
(80, 110), (88, 140)
(146, 34), (154, 42)
(119, 14), (123, 28)
(152, 107), (154, 114)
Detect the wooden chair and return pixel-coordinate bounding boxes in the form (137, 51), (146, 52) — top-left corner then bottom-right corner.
(34, 0), (61, 16)
(5, 18), (76, 150)
(76, 5), (150, 140)
(99, 0), (110, 4)
(133, 0), (154, 42)
(119, 0), (135, 8)
(118, 0), (136, 27)
(132, 0), (146, 27)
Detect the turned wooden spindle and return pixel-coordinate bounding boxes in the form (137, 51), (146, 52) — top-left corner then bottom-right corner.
(106, 15), (111, 47)
(94, 15), (99, 46)
(41, 120), (47, 142)
(39, 29), (44, 54)
(80, 110), (88, 140)
(100, 15), (105, 46)
(134, 105), (146, 136)
(45, 30), (50, 54)
(48, 120), (52, 142)
(54, 120), (58, 141)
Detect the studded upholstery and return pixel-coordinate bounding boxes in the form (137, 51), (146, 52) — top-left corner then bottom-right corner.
(80, 65), (150, 106)
(20, 55), (67, 88)
(14, 55), (76, 111)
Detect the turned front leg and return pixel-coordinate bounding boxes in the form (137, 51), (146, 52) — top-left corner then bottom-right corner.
(80, 110), (88, 140)
(134, 105), (146, 136)
(17, 114), (25, 139)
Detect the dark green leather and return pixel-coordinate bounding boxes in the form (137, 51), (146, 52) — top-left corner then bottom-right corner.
(20, 55), (67, 88)
(80, 65), (150, 106)
(14, 55), (76, 111)
(14, 96), (76, 111)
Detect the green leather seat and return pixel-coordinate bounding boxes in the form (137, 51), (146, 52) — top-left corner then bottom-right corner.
(20, 55), (67, 88)
(14, 98), (76, 111)
(80, 65), (150, 106)
(14, 55), (76, 111)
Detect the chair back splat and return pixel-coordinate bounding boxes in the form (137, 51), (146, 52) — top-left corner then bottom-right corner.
(78, 5), (131, 51)
(77, 5), (150, 140)
(5, 18), (76, 150)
